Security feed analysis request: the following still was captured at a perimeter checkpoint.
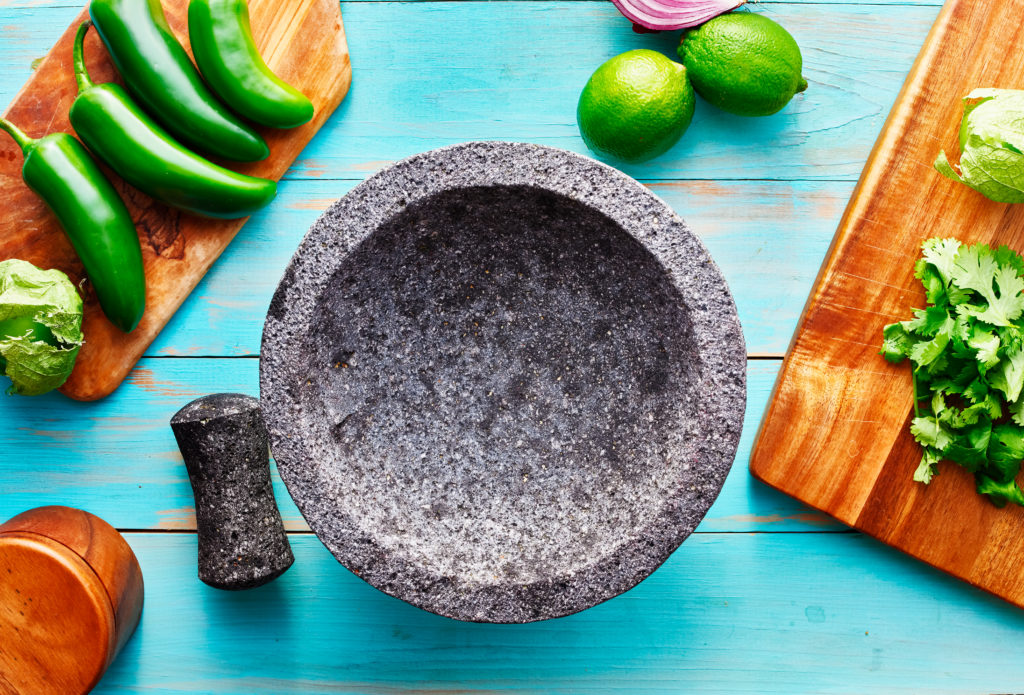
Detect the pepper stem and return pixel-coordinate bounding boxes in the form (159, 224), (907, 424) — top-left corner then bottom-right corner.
(73, 20), (95, 93)
(0, 116), (34, 153)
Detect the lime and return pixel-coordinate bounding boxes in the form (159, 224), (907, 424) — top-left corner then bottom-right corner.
(577, 49), (695, 163)
(678, 12), (808, 117)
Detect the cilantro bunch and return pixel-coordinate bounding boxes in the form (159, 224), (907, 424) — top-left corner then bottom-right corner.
(882, 238), (1024, 508)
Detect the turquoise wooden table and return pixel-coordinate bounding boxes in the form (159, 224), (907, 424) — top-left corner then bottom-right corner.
(3, 0), (1024, 692)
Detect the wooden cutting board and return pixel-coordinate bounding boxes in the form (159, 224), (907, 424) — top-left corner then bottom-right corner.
(751, 0), (1024, 608)
(0, 0), (350, 400)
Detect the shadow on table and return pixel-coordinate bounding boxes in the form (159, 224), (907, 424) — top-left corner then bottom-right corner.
(97, 526), (1024, 694)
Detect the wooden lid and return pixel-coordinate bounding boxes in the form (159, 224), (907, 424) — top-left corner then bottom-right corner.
(0, 506), (144, 657)
(0, 532), (115, 695)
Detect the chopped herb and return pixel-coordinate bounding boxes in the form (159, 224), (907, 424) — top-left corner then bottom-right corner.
(882, 238), (1024, 507)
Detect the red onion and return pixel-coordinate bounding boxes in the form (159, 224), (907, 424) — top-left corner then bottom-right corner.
(611, 0), (745, 31)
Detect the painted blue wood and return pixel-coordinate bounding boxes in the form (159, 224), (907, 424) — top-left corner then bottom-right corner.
(6, 0), (1018, 692)
(0, 3), (938, 182)
(0, 358), (841, 532)
(298, 1), (939, 182)
(0, 0), (949, 7)
(144, 178), (850, 359)
(94, 531), (1024, 694)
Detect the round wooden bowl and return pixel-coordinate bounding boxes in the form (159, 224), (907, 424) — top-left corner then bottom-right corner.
(0, 506), (144, 694)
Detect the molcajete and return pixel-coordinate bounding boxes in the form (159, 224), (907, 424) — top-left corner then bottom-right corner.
(260, 142), (745, 622)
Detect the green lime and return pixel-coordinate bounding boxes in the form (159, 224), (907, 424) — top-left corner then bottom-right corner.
(577, 49), (695, 163)
(678, 12), (808, 117)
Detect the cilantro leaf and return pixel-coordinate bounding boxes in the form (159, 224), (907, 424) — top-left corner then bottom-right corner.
(986, 423), (1024, 483)
(909, 319), (953, 367)
(1010, 398), (1024, 426)
(915, 259), (948, 307)
(963, 376), (989, 402)
(910, 416), (954, 450)
(922, 237), (961, 284)
(968, 326), (1001, 368)
(914, 448), (940, 484)
(944, 418), (991, 471)
(976, 476), (1024, 508)
(994, 244), (1024, 277)
(880, 323), (915, 364)
(882, 238), (1024, 508)
(951, 244), (1024, 326)
(905, 306), (953, 337)
(989, 342), (1024, 402)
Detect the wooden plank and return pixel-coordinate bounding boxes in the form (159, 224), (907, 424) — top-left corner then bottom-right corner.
(0, 0), (949, 6)
(301, 1), (936, 182)
(140, 179), (849, 359)
(751, 0), (1024, 611)
(0, 0), (350, 400)
(87, 531), (1024, 694)
(0, 357), (838, 532)
(0, 0), (949, 7)
(0, 3), (937, 182)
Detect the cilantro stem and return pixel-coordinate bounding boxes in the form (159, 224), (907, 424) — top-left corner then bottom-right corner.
(912, 369), (921, 418)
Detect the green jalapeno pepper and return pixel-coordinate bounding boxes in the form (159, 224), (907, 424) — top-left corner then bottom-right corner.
(0, 118), (145, 333)
(70, 22), (278, 220)
(89, 0), (269, 162)
(188, 0), (315, 129)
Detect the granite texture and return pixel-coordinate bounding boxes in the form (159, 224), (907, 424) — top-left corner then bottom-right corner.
(171, 393), (294, 590)
(260, 142), (746, 622)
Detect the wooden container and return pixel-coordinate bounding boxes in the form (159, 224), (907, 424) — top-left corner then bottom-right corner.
(0, 506), (144, 694)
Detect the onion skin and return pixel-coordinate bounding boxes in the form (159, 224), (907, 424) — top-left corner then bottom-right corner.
(611, 0), (745, 31)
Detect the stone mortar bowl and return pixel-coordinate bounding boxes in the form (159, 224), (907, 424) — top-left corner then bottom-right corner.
(260, 142), (746, 622)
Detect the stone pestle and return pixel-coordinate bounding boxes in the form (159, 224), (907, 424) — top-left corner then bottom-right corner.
(170, 393), (294, 590)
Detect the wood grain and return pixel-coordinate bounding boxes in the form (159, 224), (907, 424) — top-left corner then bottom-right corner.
(0, 0), (350, 400)
(0, 507), (143, 694)
(7, 0), (1022, 693)
(0, 506), (143, 655)
(0, 534), (112, 694)
(750, 0), (1024, 609)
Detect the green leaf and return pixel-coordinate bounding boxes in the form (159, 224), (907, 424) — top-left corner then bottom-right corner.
(1010, 398), (1024, 426)
(908, 317), (954, 367)
(882, 237), (1024, 508)
(915, 259), (948, 307)
(954, 402), (996, 427)
(952, 313), (973, 342)
(986, 423), (1024, 483)
(956, 140), (1024, 204)
(905, 306), (952, 337)
(937, 90), (1024, 204)
(952, 245), (1024, 326)
(989, 342), (1024, 402)
(921, 237), (962, 284)
(944, 418), (992, 471)
(968, 326), (1001, 367)
(0, 260), (83, 396)
(910, 416), (953, 450)
(914, 448), (941, 484)
(976, 475), (1024, 508)
(947, 283), (971, 306)
(994, 244), (1024, 277)
(962, 89), (1024, 154)
(880, 323), (915, 364)
(964, 376), (989, 402)
(936, 149), (967, 184)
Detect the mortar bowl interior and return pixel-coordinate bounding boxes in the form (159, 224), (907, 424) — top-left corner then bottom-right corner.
(260, 142), (746, 623)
